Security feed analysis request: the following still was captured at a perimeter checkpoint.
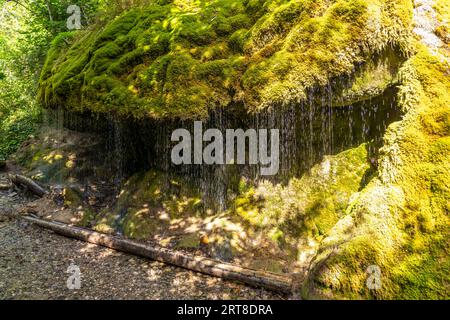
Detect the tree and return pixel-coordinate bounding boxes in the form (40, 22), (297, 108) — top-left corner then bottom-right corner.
(0, 0), (101, 159)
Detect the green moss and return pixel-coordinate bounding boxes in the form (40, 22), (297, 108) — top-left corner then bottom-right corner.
(333, 48), (405, 107)
(229, 28), (249, 52)
(175, 233), (201, 249)
(122, 207), (161, 240)
(93, 169), (204, 239)
(305, 47), (450, 300)
(242, 0), (413, 109)
(250, 258), (285, 273)
(33, 0), (449, 299)
(93, 223), (115, 234)
(63, 187), (83, 208)
(232, 143), (371, 239)
(78, 208), (96, 228)
(39, 0), (412, 119)
(0, 106), (42, 160)
(434, 0), (450, 44)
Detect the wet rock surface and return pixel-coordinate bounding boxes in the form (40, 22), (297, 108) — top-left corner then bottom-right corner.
(0, 173), (282, 300)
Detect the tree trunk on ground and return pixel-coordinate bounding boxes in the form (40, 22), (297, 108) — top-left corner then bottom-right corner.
(20, 215), (293, 294)
(9, 175), (48, 197)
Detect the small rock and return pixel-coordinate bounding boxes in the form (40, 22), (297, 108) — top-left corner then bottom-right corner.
(0, 183), (12, 191)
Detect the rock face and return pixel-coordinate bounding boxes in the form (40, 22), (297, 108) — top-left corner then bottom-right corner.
(305, 0), (450, 300)
(53, 82), (400, 211)
(413, 0), (444, 50)
(29, 0), (449, 299)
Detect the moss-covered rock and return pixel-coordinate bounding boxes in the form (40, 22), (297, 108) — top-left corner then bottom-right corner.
(31, 0), (449, 299)
(232, 143), (372, 238)
(92, 169), (205, 239)
(305, 47), (450, 300)
(38, 0), (413, 119)
(175, 233), (201, 249)
(90, 143), (372, 273)
(332, 48), (405, 107)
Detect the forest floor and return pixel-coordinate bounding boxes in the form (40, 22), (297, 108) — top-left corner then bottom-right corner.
(0, 170), (282, 300)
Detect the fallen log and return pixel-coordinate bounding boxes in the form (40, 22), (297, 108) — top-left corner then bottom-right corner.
(9, 174), (47, 197)
(20, 215), (293, 294)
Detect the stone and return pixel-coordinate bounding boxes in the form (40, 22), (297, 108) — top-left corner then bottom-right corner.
(0, 183), (12, 191)
(211, 239), (233, 262)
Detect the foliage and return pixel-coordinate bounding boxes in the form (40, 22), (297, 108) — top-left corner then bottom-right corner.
(0, 0), (101, 159)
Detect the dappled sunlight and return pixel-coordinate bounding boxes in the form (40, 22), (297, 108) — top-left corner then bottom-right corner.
(38, 0), (413, 120)
(11, 110), (423, 292)
(79, 243), (101, 254)
(15, 138), (379, 277)
(43, 151), (64, 164)
(1, 0), (448, 300)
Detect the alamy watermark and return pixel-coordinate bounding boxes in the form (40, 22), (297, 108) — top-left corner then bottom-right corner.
(66, 262), (81, 290)
(366, 265), (382, 290)
(171, 122), (280, 176)
(66, 5), (82, 30)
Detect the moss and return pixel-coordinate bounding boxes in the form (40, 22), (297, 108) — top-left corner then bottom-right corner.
(175, 233), (201, 249)
(22, 148), (69, 183)
(233, 142), (370, 239)
(305, 47), (450, 300)
(63, 187), (83, 208)
(434, 0), (450, 44)
(78, 208), (96, 228)
(11, 125), (116, 186)
(39, 0), (413, 119)
(249, 258), (285, 273)
(122, 207), (160, 239)
(229, 28), (249, 52)
(93, 169), (204, 239)
(332, 48), (405, 107)
(242, 0), (413, 109)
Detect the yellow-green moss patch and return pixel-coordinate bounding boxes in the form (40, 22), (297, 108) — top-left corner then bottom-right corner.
(306, 46), (450, 300)
(39, 0), (413, 119)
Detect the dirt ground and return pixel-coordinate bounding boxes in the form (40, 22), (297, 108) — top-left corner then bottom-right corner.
(0, 171), (283, 300)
